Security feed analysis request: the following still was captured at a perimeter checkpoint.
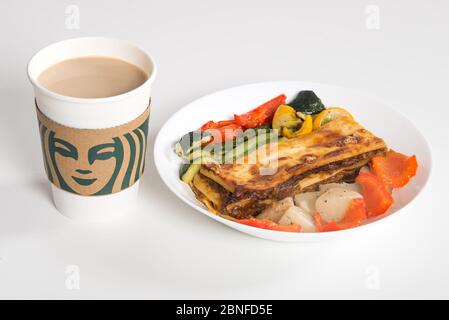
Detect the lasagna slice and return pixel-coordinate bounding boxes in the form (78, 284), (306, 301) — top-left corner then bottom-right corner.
(192, 117), (387, 219)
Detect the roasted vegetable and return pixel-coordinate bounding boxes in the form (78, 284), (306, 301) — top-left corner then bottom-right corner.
(200, 120), (235, 131)
(179, 150), (218, 183)
(315, 188), (363, 223)
(234, 94), (286, 128)
(356, 172), (394, 217)
(314, 198), (367, 232)
(313, 107), (354, 129)
(370, 151), (418, 189)
(294, 192), (319, 214)
(174, 130), (212, 160)
(281, 115), (313, 138)
(257, 197), (294, 223)
(272, 105), (301, 130)
(288, 91), (325, 115)
(278, 207), (316, 232)
(199, 120), (243, 144)
(223, 129), (278, 162)
(180, 164), (201, 184)
(178, 129), (278, 184)
(254, 123), (272, 130)
(208, 123), (243, 144)
(179, 163), (191, 178)
(235, 217), (301, 232)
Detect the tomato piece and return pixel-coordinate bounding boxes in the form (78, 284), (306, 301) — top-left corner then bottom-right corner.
(371, 151), (418, 189)
(234, 94), (286, 128)
(356, 172), (394, 218)
(314, 198), (367, 232)
(237, 218), (301, 232)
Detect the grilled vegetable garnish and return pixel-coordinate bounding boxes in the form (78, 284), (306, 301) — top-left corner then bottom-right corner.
(282, 114), (313, 138)
(180, 164), (201, 184)
(235, 217), (301, 232)
(174, 130), (212, 160)
(199, 120), (243, 144)
(315, 188), (363, 223)
(288, 90), (325, 115)
(314, 198), (367, 232)
(356, 172), (393, 218)
(222, 128), (279, 163)
(313, 107), (354, 129)
(234, 94), (286, 128)
(200, 120), (235, 131)
(370, 151), (418, 189)
(179, 163), (191, 178)
(272, 105), (301, 130)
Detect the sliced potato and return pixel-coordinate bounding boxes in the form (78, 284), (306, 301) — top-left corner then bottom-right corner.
(257, 197), (294, 223)
(294, 191), (319, 214)
(319, 182), (362, 195)
(359, 166), (371, 174)
(278, 206), (316, 233)
(315, 187), (363, 223)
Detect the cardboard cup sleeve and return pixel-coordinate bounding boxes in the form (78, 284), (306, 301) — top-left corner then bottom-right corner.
(36, 101), (151, 196)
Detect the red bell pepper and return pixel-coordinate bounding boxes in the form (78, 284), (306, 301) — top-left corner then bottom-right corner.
(209, 123), (242, 144)
(371, 151), (418, 189)
(200, 120), (235, 131)
(314, 198), (367, 232)
(236, 217), (301, 232)
(356, 171), (394, 218)
(200, 120), (217, 131)
(200, 120), (243, 144)
(234, 94), (287, 129)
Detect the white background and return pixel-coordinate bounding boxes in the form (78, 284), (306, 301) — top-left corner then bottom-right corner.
(0, 0), (448, 299)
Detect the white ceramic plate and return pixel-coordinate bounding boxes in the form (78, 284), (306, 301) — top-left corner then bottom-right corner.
(154, 82), (431, 242)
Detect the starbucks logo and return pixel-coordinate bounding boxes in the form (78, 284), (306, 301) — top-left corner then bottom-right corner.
(36, 104), (150, 196)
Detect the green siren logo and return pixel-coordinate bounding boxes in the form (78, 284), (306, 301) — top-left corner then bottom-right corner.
(37, 105), (150, 196)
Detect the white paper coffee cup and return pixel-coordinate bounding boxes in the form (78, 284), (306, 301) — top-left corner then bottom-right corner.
(27, 37), (157, 221)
